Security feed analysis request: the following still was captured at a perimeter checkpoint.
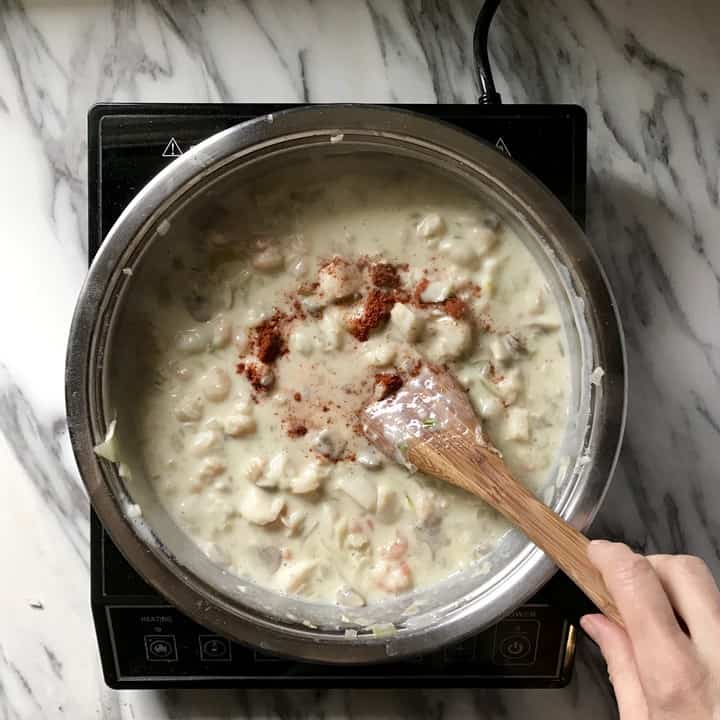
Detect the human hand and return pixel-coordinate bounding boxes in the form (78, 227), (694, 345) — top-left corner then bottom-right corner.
(581, 541), (720, 719)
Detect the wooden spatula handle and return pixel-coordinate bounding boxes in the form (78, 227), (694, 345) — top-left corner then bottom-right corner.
(499, 488), (624, 627)
(411, 439), (624, 627)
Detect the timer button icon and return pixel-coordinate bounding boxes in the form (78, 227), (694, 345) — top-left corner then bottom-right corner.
(199, 635), (232, 661)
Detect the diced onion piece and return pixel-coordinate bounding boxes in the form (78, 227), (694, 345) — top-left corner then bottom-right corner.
(389, 303), (424, 342)
(301, 295), (327, 315)
(478, 393), (503, 420)
(489, 336), (511, 363)
(425, 316), (471, 362)
(201, 367), (231, 403)
(506, 407), (530, 442)
(94, 418), (118, 462)
(262, 451), (292, 489)
(211, 315), (232, 349)
(234, 328), (249, 353)
(239, 486), (285, 525)
(289, 327), (315, 355)
(289, 256), (308, 278)
(476, 256), (501, 297)
(469, 224), (497, 255)
(197, 456), (226, 480)
(525, 316), (561, 332)
(275, 560), (317, 593)
(346, 532), (369, 549)
(370, 623), (397, 638)
(281, 510), (306, 534)
(224, 412), (256, 437)
(176, 329), (207, 354)
(244, 456), (266, 483)
(438, 238), (480, 267)
(357, 446), (383, 470)
(376, 485), (399, 522)
(320, 308), (345, 351)
(174, 395), (204, 422)
(336, 586), (366, 608)
(496, 368), (523, 405)
(420, 280), (452, 303)
(190, 429), (223, 456)
(363, 341), (397, 367)
(255, 545), (282, 572)
(289, 461), (329, 494)
(337, 473), (377, 511)
(312, 429), (346, 460)
(125, 503), (142, 519)
(416, 213), (445, 238)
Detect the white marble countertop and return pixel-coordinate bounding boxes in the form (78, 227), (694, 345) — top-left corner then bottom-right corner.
(1, 1), (719, 718)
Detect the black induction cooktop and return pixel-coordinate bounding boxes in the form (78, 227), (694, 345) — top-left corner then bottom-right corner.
(88, 103), (588, 689)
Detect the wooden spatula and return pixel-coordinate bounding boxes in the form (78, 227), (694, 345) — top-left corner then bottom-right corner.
(362, 363), (623, 626)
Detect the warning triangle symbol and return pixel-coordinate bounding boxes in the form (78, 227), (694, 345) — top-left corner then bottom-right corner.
(495, 137), (511, 157)
(162, 137), (183, 158)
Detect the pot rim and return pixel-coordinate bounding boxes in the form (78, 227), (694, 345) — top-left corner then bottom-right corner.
(67, 104), (626, 663)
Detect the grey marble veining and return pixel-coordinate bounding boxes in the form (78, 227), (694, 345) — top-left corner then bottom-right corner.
(1, 0), (718, 718)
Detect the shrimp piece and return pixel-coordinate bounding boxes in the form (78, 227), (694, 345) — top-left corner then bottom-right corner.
(372, 559), (413, 593)
(380, 534), (408, 560)
(350, 516), (374, 535)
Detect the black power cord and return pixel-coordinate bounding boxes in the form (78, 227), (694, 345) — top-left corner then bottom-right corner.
(474, 0), (503, 104)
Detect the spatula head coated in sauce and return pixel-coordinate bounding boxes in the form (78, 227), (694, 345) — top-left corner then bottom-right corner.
(362, 363), (493, 472)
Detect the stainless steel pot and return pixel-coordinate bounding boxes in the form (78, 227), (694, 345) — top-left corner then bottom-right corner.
(66, 105), (626, 663)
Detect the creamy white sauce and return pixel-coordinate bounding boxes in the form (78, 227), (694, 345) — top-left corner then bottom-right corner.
(116, 162), (569, 607)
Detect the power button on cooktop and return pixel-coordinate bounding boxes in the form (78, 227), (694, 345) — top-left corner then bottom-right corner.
(500, 635), (532, 660)
(493, 619), (540, 666)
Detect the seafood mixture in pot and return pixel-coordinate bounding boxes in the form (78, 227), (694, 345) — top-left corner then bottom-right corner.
(109, 161), (569, 607)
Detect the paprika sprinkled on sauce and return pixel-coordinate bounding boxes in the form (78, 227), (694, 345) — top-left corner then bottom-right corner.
(347, 289), (396, 341)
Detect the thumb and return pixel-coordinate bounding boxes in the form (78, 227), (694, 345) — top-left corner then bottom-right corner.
(581, 614), (649, 720)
